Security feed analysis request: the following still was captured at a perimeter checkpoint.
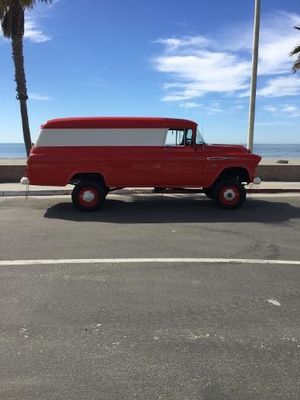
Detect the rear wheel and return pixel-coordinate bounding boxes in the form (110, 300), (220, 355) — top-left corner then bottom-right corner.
(213, 180), (246, 209)
(72, 181), (106, 211)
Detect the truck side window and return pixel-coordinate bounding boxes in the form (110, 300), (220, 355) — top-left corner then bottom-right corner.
(165, 129), (193, 146)
(196, 129), (205, 144)
(165, 129), (184, 146)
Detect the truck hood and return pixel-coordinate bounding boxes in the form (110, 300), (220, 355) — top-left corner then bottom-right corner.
(204, 144), (261, 162)
(206, 144), (249, 154)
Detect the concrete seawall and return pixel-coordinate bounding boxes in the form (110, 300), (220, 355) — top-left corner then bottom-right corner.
(0, 165), (26, 183)
(257, 163), (300, 182)
(0, 159), (299, 183)
(255, 158), (300, 182)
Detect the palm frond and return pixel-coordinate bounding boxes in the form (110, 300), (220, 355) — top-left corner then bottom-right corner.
(293, 58), (300, 72)
(290, 45), (300, 57)
(0, 0), (8, 20)
(0, 0), (51, 36)
(22, 0), (52, 10)
(1, 1), (52, 14)
(290, 25), (300, 72)
(1, 9), (12, 37)
(0, 0), (9, 10)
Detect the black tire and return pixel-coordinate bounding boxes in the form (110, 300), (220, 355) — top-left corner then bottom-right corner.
(213, 179), (246, 209)
(202, 188), (215, 199)
(72, 181), (106, 211)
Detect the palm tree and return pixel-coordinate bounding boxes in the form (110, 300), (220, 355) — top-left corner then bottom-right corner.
(0, 0), (51, 156)
(290, 26), (300, 73)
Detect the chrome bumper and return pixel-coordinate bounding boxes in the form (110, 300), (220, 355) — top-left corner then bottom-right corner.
(20, 177), (30, 185)
(253, 176), (261, 185)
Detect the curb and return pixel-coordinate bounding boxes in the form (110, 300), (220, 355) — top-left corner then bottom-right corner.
(246, 188), (300, 194)
(1, 188), (300, 197)
(0, 190), (72, 197)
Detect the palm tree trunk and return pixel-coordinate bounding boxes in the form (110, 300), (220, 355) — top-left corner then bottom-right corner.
(11, 33), (32, 157)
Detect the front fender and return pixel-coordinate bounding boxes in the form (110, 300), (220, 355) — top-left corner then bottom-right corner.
(202, 158), (259, 188)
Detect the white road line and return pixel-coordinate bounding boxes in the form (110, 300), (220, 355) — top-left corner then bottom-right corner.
(0, 258), (299, 266)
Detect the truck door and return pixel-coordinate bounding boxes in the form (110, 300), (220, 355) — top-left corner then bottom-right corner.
(161, 128), (203, 187)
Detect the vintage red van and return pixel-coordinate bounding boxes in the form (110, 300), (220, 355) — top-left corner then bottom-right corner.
(21, 117), (261, 210)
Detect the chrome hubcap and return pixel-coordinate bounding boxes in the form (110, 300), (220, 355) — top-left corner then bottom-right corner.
(82, 190), (95, 203)
(223, 189), (236, 201)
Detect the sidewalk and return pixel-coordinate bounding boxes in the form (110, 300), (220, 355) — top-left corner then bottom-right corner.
(1, 182), (300, 197)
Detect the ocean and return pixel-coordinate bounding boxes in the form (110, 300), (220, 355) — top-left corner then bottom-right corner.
(0, 143), (300, 159)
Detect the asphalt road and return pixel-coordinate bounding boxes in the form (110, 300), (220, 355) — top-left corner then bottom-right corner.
(0, 193), (300, 261)
(0, 194), (300, 400)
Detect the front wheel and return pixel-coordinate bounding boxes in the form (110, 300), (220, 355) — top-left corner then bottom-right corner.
(213, 180), (246, 209)
(72, 181), (106, 211)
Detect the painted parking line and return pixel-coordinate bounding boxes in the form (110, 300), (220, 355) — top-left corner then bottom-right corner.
(0, 258), (299, 267)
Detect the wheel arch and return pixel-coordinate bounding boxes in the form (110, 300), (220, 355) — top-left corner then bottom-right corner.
(69, 172), (107, 186)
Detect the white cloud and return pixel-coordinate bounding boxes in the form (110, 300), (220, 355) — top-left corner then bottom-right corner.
(256, 121), (295, 126)
(281, 104), (300, 117)
(262, 102), (300, 117)
(263, 105), (278, 113)
(179, 101), (223, 115)
(29, 93), (50, 101)
(153, 11), (300, 102)
(179, 102), (202, 109)
(155, 36), (210, 52)
(258, 75), (300, 97)
(155, 52), (251, 100)
(281, 105), (298, 113)
(231, 104), (245, 110)
(205, 106), (223, 115)
(219, 11), (300, 75)
(24, 18), (51, 43)
(258, 12), (300, 75)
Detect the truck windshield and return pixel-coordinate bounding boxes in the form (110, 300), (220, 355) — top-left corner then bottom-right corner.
(196, 129), (205, 144)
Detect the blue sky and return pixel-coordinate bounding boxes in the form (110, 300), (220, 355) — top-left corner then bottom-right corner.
(1, 0), (300, 144)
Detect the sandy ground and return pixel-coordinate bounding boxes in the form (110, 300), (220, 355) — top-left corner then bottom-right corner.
(259, 158), (300, 165)
(0, 158), (27, 165)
